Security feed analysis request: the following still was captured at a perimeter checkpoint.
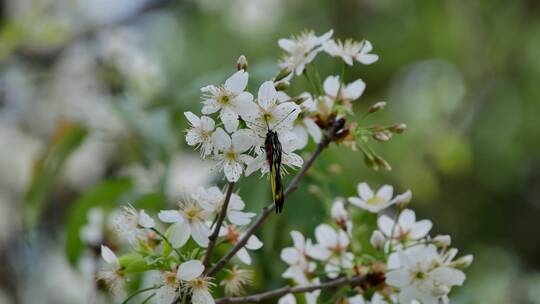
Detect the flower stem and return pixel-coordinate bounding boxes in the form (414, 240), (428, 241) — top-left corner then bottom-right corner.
(121, 286), (159, 304)
(150, 227), (182, 258)
(205, 119), (344, 277)
(215, 275), (369, 303)
(203, 182), (235, 271)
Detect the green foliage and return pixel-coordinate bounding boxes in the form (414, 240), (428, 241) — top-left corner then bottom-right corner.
(24, 122), (88, 228)
(65, 179), (132, 265)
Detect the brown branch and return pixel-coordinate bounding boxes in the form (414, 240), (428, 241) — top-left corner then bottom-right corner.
(205, 120), (343, 277)
(203, 182), (235, 271)
(215, 275), (368, 303)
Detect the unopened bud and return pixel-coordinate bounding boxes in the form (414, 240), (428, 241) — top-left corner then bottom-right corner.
(373, 130), (392, 142)
(374, 155), (392, 171)
(433, 235), (452, 247)
(328, 163), (342, 174)
(364, 153), (377, 170)
(236, 55), (248, 71)
(292, 95), (308, 104)
(389, 123), (407, 134)
(274, 79), (290, 91)
(370, 230), (386, 250)
(308, 184), (322, 197)
(451, 254), (474, 270)
(368, 101), (387, 113)
(275, 66), (292, 81)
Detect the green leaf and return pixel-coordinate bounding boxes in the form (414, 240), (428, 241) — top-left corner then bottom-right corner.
(65, 179), (132, 265)
(24, 121), (88, 228)
(119, 254), (150, 274)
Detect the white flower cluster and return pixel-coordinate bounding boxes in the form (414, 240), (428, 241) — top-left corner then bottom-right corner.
(93, 29), (472, 304)
(278, 182), (472, 304)
(97, 185), (257, 303)
(185, 30), (381, 183)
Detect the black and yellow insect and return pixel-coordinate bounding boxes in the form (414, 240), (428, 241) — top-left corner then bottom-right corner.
(264, 129), (285, 213)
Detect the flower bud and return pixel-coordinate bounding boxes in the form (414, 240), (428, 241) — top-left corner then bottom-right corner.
(433, 235), (452, 247)
(451, 254), (474, 270)
(236, 55), (248, 71)
(374, 155), (392, 171)
(389, 123), (407, 134)
(368, 101), (386, 113)
(274, 79), (290, 91)
(370, 230), (386, 250)
(275, 66), (292, 81)
(373, 130), (392, 142)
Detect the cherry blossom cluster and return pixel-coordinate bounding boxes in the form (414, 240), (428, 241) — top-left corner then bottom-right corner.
(93, 29), (472, 304)
(277, 183), (472, 304)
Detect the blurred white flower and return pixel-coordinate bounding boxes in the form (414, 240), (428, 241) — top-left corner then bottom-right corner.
(377, 209), (432, 248)
(323, 75), (366, 111)
(370, 230), (386, 251)
(97, 245), (125, 296)
(79, 207), (104, 246)
(331, 198), (352, 234)
(201, 70), (254, 132)
(166, 153), (215, 202)
(158, 201), (211, 248)
(155, 269), (180, 304)
(278, 30), (333, 76)
(348, 182), (411, 213)
(278, 293), (297, 304)
(211, 128), (256, 182)
(306, 224), (354, 278)
(324, 39), (378, 66)
(184, 112), (216, 158)
(386, 244), (466, 304)
(174, 260), (215, 304)
(219, 224), (263, 265)
(114, 205), (155, 245)
(193, 186), (255, 226)
(120, 162), (164, 193)
(281, 231), (316, 285)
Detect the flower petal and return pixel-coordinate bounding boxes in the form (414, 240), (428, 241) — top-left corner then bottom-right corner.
(258, 81), (277, 111)
(225, 70), (248, 93)
(357, 182), (374, 200)
(211, 128), (231, 151)
(220, 109), (239, 133)
(100, 245), (118, 266)
(177, 260), (204, 281)
(169, 220), (190, 248)
(191, 221), (210, 247)
(158, 210), (182, 223)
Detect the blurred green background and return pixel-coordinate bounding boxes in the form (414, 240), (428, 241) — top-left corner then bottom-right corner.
(1, 0), (539, 303)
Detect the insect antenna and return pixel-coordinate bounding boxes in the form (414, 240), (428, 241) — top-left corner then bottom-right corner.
(271, 108), (299, 131)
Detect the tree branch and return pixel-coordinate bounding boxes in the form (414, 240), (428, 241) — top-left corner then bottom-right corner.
(203, 182), (235, 270)
(215, 275), (367, 303)
(205, 120), (343, 277)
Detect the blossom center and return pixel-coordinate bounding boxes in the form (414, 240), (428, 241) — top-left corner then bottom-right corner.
(367, 196), (385, 206)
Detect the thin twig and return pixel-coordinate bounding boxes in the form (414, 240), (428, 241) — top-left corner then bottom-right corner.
(206, 121), (342, 277)
(203, 182), (235, 270)
(215, 275), (367, 303)
(150, 227), (182, 257)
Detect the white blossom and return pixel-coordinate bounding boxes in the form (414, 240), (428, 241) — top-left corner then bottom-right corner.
(212, 128), (256, 182)
(291, 92), (322, 150)
(114, 205), (155, 245)
(281, 231), (316, 285)
(331, 198), (352, 234)
(158, 200), (211, 248)
(176, 260), (215, 304)
(323, 75), (366, 107)
(348, 182), (411, 213)
(324, 39), (378, 66)
(278, 30), (333, 76)
(79, 207), (104, 245)
(185, 112), (216, 157)
(377, 209), (432, 248)
(386, 245), (466, 304)
(97, 245), (125, 295)
(193, 186), (256, 226)
(306, 224), (354, 278)
(201, 70), (254, 132)
(219, 224), (263, 265)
